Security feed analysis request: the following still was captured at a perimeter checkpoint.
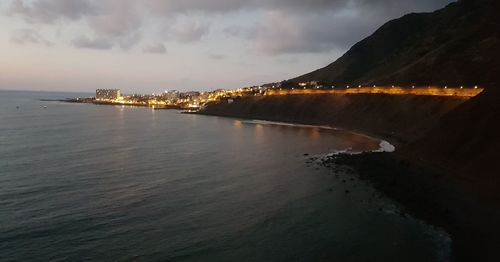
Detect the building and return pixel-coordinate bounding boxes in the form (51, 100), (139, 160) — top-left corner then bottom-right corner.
(161, 90), (180, 100)
(96, 89), (121, 100)
(179, 91), (201, 99)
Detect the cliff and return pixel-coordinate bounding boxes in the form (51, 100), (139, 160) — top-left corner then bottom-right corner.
(201, 94), (469, 145)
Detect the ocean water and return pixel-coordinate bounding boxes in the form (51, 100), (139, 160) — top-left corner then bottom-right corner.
(0, 90), (450, 262)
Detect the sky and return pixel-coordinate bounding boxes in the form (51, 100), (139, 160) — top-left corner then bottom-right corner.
(0, 0), (454, 93)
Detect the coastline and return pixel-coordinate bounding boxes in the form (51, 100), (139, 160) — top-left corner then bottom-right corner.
(239, 119), (396, 153)
(196, 94), (469, 146)
(49, 98), (183, 110)
(195, 108), (497, 261)
(326, 153), (500, 262)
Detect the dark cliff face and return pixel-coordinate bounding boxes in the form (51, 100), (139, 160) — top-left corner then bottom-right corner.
(288, 0), (500, 192)
(402, 89), (500, 187)
(293, 0), (500, 87)
(203, 0), (500, 183)
(201, 94), (468, 144)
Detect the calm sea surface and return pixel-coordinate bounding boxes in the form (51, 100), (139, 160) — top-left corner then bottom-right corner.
(0, 90), (450, 262)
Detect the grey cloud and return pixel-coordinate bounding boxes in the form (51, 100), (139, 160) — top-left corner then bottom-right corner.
(11, 28), (53, 46)
(223, 11), (371, 55)
(8, 0), (96, 23)
(145, 0), (349, 15)
(208, 53), (226, 60)
(145, 0), (246, 15)
(223, 25), (261, 39)
(143, 43), (167, 54)
(223, 0), (454, 55)
(265, 12), (372, 54)
(172, 22), (209, 43)
(71, 32), (142, 50)
(71, 35), (113, 50)
(87, 0), (142, 37)
(118, 32), (142, 50)
(8, 0), (454, 23)
(9, 0), (143, 49)
(7, 0), (454, 54)
(145, 0), (452, 15)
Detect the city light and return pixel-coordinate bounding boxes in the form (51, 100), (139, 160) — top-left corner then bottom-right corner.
(84, 83), (485, 112)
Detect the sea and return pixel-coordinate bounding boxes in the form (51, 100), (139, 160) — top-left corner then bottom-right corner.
(0, 90), (450, 262)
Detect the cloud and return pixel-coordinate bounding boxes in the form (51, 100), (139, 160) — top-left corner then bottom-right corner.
(87, 0), (142, 37)
(71, 35), (113, 50)
(144, 0), (348, 15)
(11, 28), (53, 46)
(250, 9), (374, 55)
(118, 32), (142, 50)
(223, 25), (260, 39)
(222, 0), (455, 55)
(8, 0), (96, 23)
(6, 0), (454, 53)
(208, 53), (226, 60)
(143, 43), (167, 54)
(8, 0), (143, 49)
(171, 22), (210, 43)
(144, 0), (452, 16)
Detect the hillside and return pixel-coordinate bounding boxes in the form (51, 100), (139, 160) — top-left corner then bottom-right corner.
(286, 0), (500, 189)
(201, 94), (468, 145)
(292, 0), (500, 87)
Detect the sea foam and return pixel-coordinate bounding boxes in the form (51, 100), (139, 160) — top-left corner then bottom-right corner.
(242, 119), (396, 154)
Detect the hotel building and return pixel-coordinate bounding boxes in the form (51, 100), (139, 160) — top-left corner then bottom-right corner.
(96, 89), (121, 100)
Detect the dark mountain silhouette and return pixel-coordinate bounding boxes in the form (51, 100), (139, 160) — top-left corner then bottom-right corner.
(288, 0), (500, 185)
(293, 0), (500, 88)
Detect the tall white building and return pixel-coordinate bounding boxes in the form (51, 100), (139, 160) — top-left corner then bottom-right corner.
(96, 89), (121, 100)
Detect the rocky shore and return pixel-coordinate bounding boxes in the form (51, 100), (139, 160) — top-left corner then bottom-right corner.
(320, 153), (500, 262)
(197, 92), (500, 261)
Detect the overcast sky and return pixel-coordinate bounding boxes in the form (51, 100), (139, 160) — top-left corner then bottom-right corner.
(0, 0), (454, 93)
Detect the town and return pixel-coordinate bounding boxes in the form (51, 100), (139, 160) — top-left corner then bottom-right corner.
(71, 86), (264, 110)
(70, 81), (483, 111)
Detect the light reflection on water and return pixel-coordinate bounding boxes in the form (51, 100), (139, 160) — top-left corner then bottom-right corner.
(0, 90), (450, 262)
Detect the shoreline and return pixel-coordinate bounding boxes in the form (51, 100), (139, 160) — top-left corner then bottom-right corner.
(46, 98), (184, 110)
(326, 152), (500, 262)
(195, 111), (495, 261)
(239, 119), (396, 153)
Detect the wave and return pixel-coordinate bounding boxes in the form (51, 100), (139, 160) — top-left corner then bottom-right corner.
(241, 119), (396, 154)
(241, 119), (339, 130)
